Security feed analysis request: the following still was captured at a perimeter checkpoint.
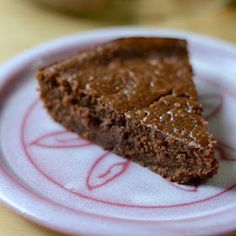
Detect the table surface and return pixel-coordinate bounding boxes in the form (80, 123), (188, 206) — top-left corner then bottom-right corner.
(0, 0), (236, 235)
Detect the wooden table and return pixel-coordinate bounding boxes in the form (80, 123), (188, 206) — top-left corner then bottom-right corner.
(0, 0), (236, 235)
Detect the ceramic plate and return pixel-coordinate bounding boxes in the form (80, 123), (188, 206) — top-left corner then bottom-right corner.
(0, 27), (236, 236)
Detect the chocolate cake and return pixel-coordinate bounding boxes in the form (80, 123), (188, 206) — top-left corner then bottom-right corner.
(37, 37), (218, 184)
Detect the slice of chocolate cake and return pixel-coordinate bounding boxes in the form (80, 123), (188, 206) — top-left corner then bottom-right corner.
(37, 37), (218, 184)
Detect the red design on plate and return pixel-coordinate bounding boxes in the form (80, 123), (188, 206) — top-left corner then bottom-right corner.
(22, 82), (236, 208)
(216, 142), (236, 161)
(30, 130), (91, 149)
(199, 93), (223, 120)
(86, 152), (130, 190)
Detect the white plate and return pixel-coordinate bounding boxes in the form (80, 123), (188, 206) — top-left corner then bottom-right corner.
(0, 27), (236, 236)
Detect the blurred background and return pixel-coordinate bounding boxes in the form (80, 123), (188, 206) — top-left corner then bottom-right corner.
(0, 0), (236, 64)
(0, 0), (236, 235)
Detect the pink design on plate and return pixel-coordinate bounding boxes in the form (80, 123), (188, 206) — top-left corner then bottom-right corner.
(30, 130), (91, 149)
(86, 152), (130, 190)
(216, 142), (236, 162)
(22, 76), (236, 209)
(199, 93), (223, 120)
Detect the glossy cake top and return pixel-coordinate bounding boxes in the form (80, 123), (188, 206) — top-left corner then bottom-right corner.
(41, 37), (212, 148)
